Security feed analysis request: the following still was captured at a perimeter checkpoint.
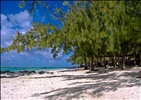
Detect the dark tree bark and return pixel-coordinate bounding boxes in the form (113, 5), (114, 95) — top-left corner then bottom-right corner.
(104, 55), (106, 69)
(140, 52), (141, 66)
(90, 56), (94, 71)
(134, 54), (136, 66)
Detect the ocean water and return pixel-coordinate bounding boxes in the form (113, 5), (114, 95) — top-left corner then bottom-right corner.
(1, 67), (68, 72)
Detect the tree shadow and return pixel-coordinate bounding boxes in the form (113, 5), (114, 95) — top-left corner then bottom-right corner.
(58, 68), (83, 72)
(29, 75), (63, 79)
(31, 71), (140, 100)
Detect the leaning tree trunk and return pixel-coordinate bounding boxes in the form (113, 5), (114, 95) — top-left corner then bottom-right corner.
(84, 56), (88, 70)
(90, 56), (94, 71)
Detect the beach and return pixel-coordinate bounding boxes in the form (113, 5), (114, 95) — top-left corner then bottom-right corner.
(1, 67), (141, 100)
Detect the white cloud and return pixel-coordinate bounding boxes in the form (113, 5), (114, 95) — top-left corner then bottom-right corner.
(1, 14), (12, 28)
(1, 27), (16, 47)
(34, 48), (67, 60)
(1, 49), (72, 67)
(19, 52), (32, 57)
(1, 10), (33, 48)
(8, 10), (32, 28)
(1, 51), (19, 61)
(34, 48), (54, 59)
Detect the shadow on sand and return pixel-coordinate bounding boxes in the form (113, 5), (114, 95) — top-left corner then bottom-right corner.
(31, 70), (140, 100)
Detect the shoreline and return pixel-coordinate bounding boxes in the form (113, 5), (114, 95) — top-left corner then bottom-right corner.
(0, 67), (83, 78)
(1, 67), (71, 72)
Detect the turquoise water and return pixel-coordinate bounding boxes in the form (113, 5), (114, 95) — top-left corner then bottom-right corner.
(1, 67), (68, 72)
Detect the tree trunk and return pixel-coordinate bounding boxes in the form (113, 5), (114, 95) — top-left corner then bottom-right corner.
(114, 55), (118, 68)
(122, 55), (125, 70)
(90, 56), (94, 71)
(112, 52), (116, 68)
(103, 55), (106, 69)
(134, 54), (136, 66)
(96, 58), (98, 67)
(84, 56), (88, 70)
(117, 56), (121, 69)
(140, 52), (141, 66)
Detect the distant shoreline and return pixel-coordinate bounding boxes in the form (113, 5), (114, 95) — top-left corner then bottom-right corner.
(1, 66), (74, 72)
(0, 67), (82, 78)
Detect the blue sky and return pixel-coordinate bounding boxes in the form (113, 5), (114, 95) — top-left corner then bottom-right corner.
(1, 1), (73, 67)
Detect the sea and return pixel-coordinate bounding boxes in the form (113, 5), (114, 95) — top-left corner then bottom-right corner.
(1, 66), (71, 72)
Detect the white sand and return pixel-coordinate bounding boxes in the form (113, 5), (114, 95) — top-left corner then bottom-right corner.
(1, 68), (141, 100)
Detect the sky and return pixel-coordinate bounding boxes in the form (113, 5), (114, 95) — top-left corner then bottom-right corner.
(1, 1), (74, 67)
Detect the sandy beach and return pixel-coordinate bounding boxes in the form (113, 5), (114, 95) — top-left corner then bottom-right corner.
(1, 67), (141, 100)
